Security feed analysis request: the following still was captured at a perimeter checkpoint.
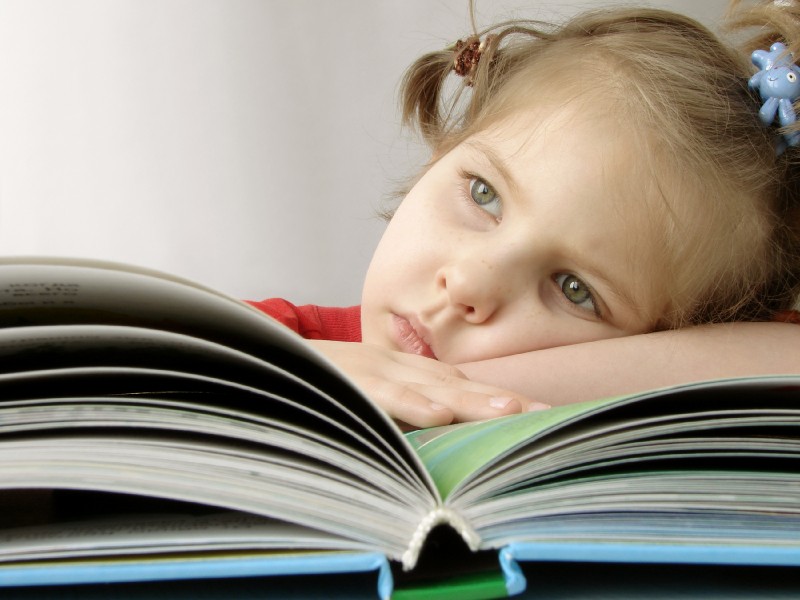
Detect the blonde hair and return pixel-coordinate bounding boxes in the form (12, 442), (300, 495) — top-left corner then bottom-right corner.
(399, 1), (800, 328)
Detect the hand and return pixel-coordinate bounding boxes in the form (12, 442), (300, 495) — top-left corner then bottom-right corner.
(309, 340), (548, 429)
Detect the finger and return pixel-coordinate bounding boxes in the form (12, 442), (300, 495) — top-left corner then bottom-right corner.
(360, 377), (457, 429)
(403, 383), (521, 421)
(366, 359), (551, 415)
(395, 365), (545, 407)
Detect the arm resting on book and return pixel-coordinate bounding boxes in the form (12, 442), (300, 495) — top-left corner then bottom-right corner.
(457, 322), (800, 407)
(309, 340), (542, 428)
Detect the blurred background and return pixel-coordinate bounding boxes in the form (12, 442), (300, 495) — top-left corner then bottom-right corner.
(0, 0), (728, 305)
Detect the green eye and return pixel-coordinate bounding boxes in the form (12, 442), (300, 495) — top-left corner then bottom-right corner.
(555, 273), (597, 314)
(469, 177), (502, 218)
(470, 178), (497, 205)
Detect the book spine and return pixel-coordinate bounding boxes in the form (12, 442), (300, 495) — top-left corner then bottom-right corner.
(402, 507), (481, 571)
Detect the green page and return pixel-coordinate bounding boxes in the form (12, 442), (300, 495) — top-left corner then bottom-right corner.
(405, 375), (800, 500)
(405, 395), (622, 499)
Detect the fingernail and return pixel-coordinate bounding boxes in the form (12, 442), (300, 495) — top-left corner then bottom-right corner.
(527, 401), (551, 411)
(430, 402), (448, 411)
(489, 396), (513, 409)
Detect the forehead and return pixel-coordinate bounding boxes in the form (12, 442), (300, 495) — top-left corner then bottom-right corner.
(469, 101), (675, 325)
(473, 94), (652, 208)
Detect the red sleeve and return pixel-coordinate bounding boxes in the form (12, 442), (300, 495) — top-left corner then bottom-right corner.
(247, 298), (304, 333)
(773, 309), (800, 324)
(246, 298), (362, 342)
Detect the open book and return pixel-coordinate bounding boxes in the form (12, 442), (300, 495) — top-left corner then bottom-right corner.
(0, 257), (799, 599)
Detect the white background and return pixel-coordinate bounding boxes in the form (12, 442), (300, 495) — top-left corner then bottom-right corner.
(0, 0), (728, 306)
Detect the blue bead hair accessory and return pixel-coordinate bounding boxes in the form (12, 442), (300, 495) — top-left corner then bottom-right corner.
(749, 42), (800, 153)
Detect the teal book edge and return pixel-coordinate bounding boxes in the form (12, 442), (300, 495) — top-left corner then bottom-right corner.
(500, 541), (800, 596)
(3, 542), (800, 599)
(0, 552), (396, 599)
(0, 550), (518, 599)
(502, 541), (800, 568)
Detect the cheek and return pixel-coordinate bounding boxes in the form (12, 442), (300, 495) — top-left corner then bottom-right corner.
(361, 184), (457, 309)
(361, 219), (428, 301)
(370, 201), (447, 270)
(364, 225), (418, 282)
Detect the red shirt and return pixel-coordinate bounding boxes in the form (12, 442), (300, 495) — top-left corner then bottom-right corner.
(247, 298), (362, 342)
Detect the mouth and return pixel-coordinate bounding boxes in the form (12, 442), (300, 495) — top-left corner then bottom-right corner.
(391, 314), (437, 360)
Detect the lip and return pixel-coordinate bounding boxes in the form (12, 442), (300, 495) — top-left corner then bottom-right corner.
(391, 314), (437, 359)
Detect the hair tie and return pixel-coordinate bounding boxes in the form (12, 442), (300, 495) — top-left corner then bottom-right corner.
(749, 42), (800, 153)
(450, 36), (492, 85)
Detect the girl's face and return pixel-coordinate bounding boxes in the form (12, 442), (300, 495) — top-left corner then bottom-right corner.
(361, 102), (672, 364)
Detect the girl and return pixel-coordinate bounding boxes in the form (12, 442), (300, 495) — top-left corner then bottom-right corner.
(251, 0), (800, 429)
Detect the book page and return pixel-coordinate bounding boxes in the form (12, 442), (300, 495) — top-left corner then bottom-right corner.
(0, 256), (329, 370)
(0, 323), (412, 484)
(406, 377), (800, 554)
(0, 258), (449, 562)
(406, 398), (620, 498)
(0, 512), (375, 562)
(406, 376), (800, 500)
(0, 321), (438, 510)
(0, 257), (435, 496)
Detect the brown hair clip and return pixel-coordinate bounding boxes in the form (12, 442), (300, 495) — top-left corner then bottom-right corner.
(451, 36), (492, 84)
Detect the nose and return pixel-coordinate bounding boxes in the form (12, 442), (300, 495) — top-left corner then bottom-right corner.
(436, 258), (504, 324)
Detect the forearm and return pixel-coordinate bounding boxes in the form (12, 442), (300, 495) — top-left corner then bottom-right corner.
(457, 322), (800, 407)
